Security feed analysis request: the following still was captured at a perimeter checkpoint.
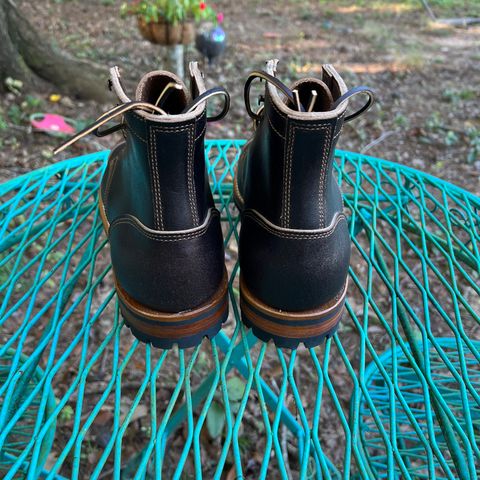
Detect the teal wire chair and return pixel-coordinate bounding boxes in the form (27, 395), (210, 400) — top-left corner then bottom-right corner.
(0, 349), (56, 479)
(0, 140), (479, 478)
(359, 337), (480, 479)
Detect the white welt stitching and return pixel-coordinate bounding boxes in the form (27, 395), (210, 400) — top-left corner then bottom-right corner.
(282, 122), (293, 228)
(149, 127), (164, 229)
(151, 124), (196, 229)
(187, 123), (199, 225)
(244, 209), (346, 239)
(110, 209), (219, 241)
(267, 113), (285, 139)
(287, 124), (332, 228)
(332, 112), (346, 141)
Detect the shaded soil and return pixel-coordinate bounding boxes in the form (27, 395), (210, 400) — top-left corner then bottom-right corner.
(0, 0), (479, 191)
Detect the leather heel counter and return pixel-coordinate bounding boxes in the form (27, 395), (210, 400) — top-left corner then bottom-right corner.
(109, 209), (225, 312)
(239, 211), (350, 311)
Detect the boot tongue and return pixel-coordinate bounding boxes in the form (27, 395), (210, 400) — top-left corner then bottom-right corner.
(135, 71), (190, 115)
(288, 78), (334, 112)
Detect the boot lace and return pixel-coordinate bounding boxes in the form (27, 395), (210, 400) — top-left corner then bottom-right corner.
(54, 86), (230, 155)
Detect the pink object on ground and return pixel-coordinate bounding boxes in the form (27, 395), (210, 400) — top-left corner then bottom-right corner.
(31, 114), (76, 135)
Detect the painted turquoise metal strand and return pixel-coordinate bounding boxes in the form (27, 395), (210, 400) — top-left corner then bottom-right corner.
(0, 141), (479, 479)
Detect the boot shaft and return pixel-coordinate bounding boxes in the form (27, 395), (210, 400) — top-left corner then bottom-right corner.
(239, 61), (349, 230)
(235, 60), (374, 341)
(106, 63), (212, 231)
(119, 108), (210, 231)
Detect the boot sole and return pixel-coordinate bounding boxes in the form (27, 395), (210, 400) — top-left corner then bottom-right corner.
(116, 274), (228, 349)
(99, 193), (228, 349)
(234, 176), (345, 349)
(239, 277), (345, 349)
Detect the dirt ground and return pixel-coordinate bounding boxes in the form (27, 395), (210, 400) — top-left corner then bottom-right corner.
(0, 0), (479, 478)
(0, 0), (479, 191)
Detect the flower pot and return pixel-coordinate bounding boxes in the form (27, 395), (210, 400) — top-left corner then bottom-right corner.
(137, 18), (195, 45)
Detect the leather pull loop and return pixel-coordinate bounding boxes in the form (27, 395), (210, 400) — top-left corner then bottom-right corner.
(244, 71), (305, 122)
(109, 66), (131, 103)
(331, 86), (376, 123)
(182, 87), (230, 122)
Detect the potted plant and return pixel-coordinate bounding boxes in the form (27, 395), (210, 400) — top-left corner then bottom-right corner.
(121, 0), (218, 46)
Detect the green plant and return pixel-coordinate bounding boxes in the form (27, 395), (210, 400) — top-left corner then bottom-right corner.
(7, 105), (23, 125)
(0, 110), (8, 132)
(467, 127), (480, 164)
(22, 94), (43, 110)
(394, 113), (409, 128)
(120, 0), (220, 25)
(59, 404), (74, 423)
(426, 111), (443, 131)
(5, 94), (44, 127)
(444, 130), (459, 146)
(205, 376), (246, 439)
(4, 77), (23, 96)
(442, 88), (476, 104)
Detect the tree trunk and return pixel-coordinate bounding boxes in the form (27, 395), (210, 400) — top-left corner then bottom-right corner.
(0, 0), (108, 102)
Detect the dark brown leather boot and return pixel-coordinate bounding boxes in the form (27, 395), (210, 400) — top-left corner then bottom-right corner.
(235, 59), (374, 348)
(55, 63), (230, 348)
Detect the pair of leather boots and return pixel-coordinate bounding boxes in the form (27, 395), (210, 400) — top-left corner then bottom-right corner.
(56, 59), (374, 349)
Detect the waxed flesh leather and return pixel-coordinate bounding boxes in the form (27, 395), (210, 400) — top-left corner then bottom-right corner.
(239, 211), (350, 311)
(108, 209), (224, 312)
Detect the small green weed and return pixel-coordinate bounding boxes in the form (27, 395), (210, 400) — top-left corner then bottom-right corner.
(442, 88), (476, 104)
(394, 113), (409, 128)
(466, 127), (480, 164)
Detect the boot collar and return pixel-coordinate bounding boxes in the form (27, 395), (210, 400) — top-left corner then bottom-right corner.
(109, 62), (209, 124)
(264, 59), (349, 121)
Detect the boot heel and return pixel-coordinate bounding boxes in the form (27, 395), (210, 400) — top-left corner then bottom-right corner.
(116, 271), (229, 349)
(239, 277), (346, 349)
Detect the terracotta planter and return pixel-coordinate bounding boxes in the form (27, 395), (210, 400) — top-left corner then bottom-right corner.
(137, 17), (195, 45)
